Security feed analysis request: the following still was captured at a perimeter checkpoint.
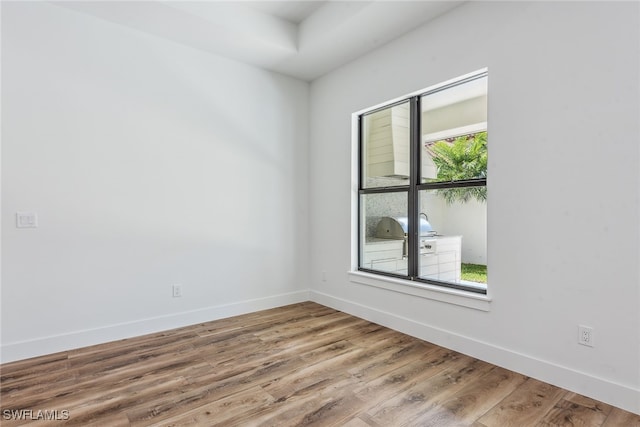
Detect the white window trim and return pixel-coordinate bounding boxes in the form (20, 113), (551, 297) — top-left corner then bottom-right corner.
(349, 68), (491, 312)
(348, 271), (491, 312)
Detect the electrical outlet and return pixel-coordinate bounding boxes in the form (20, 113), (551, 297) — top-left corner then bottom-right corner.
(16, 212), (38, 228)
(578, 325), (594, 347)
(172, 284), (183, 298)
(322, 271), (327, 282)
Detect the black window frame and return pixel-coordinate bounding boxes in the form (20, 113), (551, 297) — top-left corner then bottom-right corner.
(357, 71), (487, 294)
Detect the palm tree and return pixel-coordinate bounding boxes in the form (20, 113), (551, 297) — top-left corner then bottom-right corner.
(426, 131), (487, 204)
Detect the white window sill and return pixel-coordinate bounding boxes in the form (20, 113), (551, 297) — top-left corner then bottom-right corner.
(348, 271), (491, 312)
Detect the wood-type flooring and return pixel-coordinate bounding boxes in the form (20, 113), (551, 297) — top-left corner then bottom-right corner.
(1, 302), (638, 426)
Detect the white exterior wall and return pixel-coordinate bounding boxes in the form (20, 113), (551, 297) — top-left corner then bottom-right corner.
(309, 1), (640, 414)
(1, 2), (309, 362)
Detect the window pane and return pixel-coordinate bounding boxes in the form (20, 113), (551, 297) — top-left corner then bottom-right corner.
(361, 101), (411, 189)
(418, 189), (487, 291)
(421, 76), (488, 184)
(360, 192), (408, 275)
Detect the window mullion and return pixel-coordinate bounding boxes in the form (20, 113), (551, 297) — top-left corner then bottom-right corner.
(407, 96), (420, 279)
(417, 178), (487, 191)
(357, 115), (363, 270)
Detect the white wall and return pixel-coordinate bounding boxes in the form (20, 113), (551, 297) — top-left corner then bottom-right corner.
(1, 2), (309, 362)
(309, 1), (639, 414)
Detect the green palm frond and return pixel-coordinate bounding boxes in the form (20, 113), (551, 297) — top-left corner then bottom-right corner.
(426, 132), (487, 204)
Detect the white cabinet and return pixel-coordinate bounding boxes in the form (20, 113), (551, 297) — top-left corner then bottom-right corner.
(363, 236), (461, 282)
(419, 236), (462, 282)
(361, 239), (404, 274)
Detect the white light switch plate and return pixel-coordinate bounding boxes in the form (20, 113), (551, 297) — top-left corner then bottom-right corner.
(16, 212), (38, 228)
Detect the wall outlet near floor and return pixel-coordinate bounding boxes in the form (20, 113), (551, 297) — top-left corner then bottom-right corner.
(16, 211), (38, 228)
(172, 284), (183, 298)
(578, 325), (594, 347)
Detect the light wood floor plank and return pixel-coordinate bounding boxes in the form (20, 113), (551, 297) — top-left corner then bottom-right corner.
(352, 347), (456, 403)
(365, 357), (495, 426)
(148, 386), (275, 427)
(1, 302), (637, 426)
(537, 398), (610, 426)
(341, 417), (373, 427)
(405, 366), (529, 427)
(602, 407), (640, 426)
(229, 377), (363, 427)
(476, 377), (566, 426)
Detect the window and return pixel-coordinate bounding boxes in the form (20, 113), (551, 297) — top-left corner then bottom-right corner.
(358, 70), (488, 294)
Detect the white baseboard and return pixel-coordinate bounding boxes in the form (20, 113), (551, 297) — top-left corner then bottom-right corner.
(310, 290), (640, 415)
(1, 290), (310, 364)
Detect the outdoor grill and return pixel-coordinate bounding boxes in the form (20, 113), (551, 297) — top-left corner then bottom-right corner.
(375, 216), (437, 257)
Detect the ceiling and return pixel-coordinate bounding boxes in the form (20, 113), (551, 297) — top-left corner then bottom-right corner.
(54, 1), (465, 81)
(240, 1), (327, 24)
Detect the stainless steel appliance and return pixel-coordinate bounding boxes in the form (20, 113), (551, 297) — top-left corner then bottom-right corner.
(375, 216), (437, 257)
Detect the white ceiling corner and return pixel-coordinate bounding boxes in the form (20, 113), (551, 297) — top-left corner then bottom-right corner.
(239, 1), (327, 24)
(53, 1), (465, 81)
